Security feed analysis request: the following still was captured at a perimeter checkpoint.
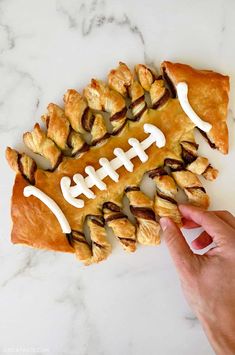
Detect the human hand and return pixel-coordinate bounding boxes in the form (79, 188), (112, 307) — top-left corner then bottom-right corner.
(160, 205), (235, 355)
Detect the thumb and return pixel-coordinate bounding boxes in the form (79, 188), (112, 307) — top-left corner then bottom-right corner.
(160, 217), (194, 272)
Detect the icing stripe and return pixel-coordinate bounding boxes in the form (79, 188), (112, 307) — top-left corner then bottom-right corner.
(176, 82), (212, 132)
(65, 123), (166, 207)
(23, 186), (71, 233)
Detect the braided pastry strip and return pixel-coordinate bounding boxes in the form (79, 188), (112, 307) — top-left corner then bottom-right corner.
(64, 89), (109, 146)
(180, 131), (218, 181)
(102, 202), (136, 252)
(5, 147), (37, 184)
(135, 64), (170, 110)
(125, 186), (160, 245)
(63, 89), (91, 133)
(165, 158), (209, 209)
(129, 81), (148, 121)
(86, 215), (112, 264)
(108, 62), (133, 97)
(84, 79), (127, 135)
(41, 103), (70, 151)
(42, 102), (88, 157)
(23, 123), (62, 170)
(66, 230), (92, 264)
(135, 64), (156, 91)
(148, 167), (182, 225)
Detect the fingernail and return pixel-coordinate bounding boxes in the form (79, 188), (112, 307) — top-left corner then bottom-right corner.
(160, 217), (169, 231)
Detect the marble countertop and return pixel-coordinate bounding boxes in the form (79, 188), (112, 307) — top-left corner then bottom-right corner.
(1, 0), (235, 354)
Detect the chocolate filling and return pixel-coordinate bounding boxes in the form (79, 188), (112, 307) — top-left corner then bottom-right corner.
(181, 146), (197, 165)
(91, 132), (110, 146)
(92, 241), (104, 249)
(110, 107), (127, 122)
(129, 95), (145, 109)
(185, 186), (206, 194)
(181, 140), (199, 150)
(81, 107), (93, 132)
(88, 215), (105, 227)
(131, 104), (147, 121)
(148, 167), (167, 179)
(130, 206), (155, 220)
(54, 153), (63, 170)
(162, 67), (176, 98)
(125, 186), (140, 193)
(118, 237), (135, 243)
(164, 158), (185, 171)
(103, 201), (120, 212)
(44, 116), (50, 129)
(29, 161), (37, 185)
(17, 154), (24, 175)
(202, 164), (212, 175)
(152, 89), (170, 109)
(157, 191), (177, 205)
(105, 212), (126, 223)
(74, 142), (90, 157)
(18, 154), (36, 185)
(197, 128), (216, 149)
(111, 121), (127, 136)
(66, 230), (87, 247)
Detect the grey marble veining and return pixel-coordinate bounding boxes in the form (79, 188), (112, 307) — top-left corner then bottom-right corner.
(1, 0), (235, 354)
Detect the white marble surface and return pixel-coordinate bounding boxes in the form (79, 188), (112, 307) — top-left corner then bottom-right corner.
(1, 0), (235, 354)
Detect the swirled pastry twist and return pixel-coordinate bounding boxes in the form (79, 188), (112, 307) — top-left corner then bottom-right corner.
(86, 215), (112, 264)
(5, 147), (37, 184)
(149, 167), (182, 225)
(23, 123), (62, 169)
(180, 131), (218, 180)
(103, 202), (136, 252)
(125, 186), (160, 245)
(165, 158), (209, 208)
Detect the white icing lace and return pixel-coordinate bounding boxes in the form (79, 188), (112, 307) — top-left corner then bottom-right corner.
(62, 123), (166, 208)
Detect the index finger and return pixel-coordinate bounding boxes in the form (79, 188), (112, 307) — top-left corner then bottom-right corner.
(179, 204), (234, 245)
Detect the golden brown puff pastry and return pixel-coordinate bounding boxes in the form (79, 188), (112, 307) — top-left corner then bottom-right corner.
(23, 123), (62, 169)
(41, 103), (70, 151)
(108, 61), (133, 96)
(162, 61), (229, 154)
(125, 186), (160, 245)
(6, 61), (230, 265)
(148, 167), (182, 225)
(5, 147), (37, 184)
